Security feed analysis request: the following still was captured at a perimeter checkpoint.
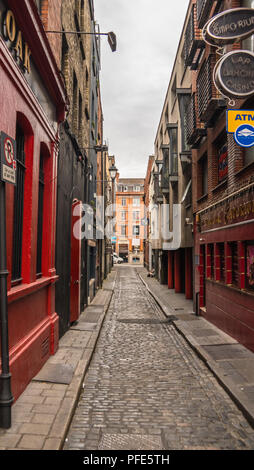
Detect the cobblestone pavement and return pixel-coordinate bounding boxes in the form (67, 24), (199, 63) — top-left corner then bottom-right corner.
(64, 266), (254, 450)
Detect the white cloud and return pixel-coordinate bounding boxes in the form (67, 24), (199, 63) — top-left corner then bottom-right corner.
(95, 0), (190, 178)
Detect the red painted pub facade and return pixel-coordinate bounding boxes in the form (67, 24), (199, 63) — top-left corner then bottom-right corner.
(0, 0), (66, 400)
(191, 0), (254, 353)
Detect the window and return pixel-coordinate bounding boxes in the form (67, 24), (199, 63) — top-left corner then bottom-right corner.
(133, 225), (140, 236)
(230, 242), (239, 287)
(171, 75), (177, 105)
(242, 1), (254, 51)
(168, 125), (178, 175)
(218, 140), (228, 183)
(91, 91), (95, 126)
(78, 91), (83, 143)
(121, 211), (126, 221)
(72, 72), (78, 133)
(61, 34), (69, 87)
(199, 154), (208, 197)
(36, 152), (44, 276)
(75, 0), (80, 24)
(134, 186), (140, 192)
(208, 244), (214, 280)
(121, 225), (127, 236)
(244, 147), (254, 167)
(178, 92), (191, 152)
(218, 243), (225, 283)
(132, 211), (140, 221)
(80, 0), (85, 30)
(133, 197), (140, 207)
(246, 243), (254, 290)
(121, 198), (126, 207)
(12, 124), (26, 282)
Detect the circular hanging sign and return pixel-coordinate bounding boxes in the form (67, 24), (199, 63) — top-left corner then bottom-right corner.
(214, 50), (254, 99)
(205, 8), (254, 45)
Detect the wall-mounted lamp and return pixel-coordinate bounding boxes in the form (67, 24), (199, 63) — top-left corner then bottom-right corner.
(185, 217), (193, 226)
(45, 30), (117, 52)
(155, 160), (163, 173)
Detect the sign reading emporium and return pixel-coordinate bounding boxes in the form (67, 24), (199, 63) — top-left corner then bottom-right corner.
(204, 8), (254, 45)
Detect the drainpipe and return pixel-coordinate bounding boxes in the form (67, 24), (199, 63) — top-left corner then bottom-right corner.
(0, 181), (13, 428)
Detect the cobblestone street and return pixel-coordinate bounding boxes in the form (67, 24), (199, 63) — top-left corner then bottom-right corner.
(64, 266), (254, 451)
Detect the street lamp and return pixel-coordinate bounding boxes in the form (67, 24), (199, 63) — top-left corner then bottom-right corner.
(108, 164), (118, 265)
(109, 164), (118, 181)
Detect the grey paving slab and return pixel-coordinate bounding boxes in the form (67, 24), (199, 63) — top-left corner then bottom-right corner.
(203, 344), (254, 361)
(70, 321), (97, 331)
(33, 363), (74, 385)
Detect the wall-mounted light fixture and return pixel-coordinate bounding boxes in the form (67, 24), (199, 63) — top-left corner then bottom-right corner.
(45, 30), (117, 52)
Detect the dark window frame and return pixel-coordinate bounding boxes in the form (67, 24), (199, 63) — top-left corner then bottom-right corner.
(246, 242), (254, 291)
(36, 152), (45, 277)
(12, 123), (26, 284)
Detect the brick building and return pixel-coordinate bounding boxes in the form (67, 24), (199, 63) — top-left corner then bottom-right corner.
(116, 178), (145, 264)
(54, 0), (95, 336)
(188, 0), (254, 351)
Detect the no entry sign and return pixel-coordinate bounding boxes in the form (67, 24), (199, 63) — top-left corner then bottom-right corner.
(0, 132), (16, 185)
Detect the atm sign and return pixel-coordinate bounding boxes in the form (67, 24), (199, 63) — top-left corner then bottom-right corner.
(227, 110), (254, 133)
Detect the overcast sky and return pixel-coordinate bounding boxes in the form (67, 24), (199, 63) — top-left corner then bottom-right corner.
(94, 0), (190, 179)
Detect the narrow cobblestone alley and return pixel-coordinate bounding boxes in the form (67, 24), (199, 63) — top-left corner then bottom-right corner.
(64, 266), (254, 451)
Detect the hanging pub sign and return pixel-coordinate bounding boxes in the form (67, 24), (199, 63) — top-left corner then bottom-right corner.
(203, 8), (254, 46)
(0, 132), (16, 185)
(214, 50), (254, 99)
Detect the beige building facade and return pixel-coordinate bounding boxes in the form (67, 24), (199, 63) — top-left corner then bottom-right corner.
(150, 1), (194, 299)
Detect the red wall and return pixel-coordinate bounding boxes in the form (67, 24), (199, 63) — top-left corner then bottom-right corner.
(0, 37), (59, 401)
(195, 220), (254, 353)
(204, 281), (254, 352)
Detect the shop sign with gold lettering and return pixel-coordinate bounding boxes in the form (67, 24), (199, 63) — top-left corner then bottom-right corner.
(0, 8), (32, 74)
(214, 50), (254, 100)
(203, 8), (254, 46)
(200, 189), (254, 232)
